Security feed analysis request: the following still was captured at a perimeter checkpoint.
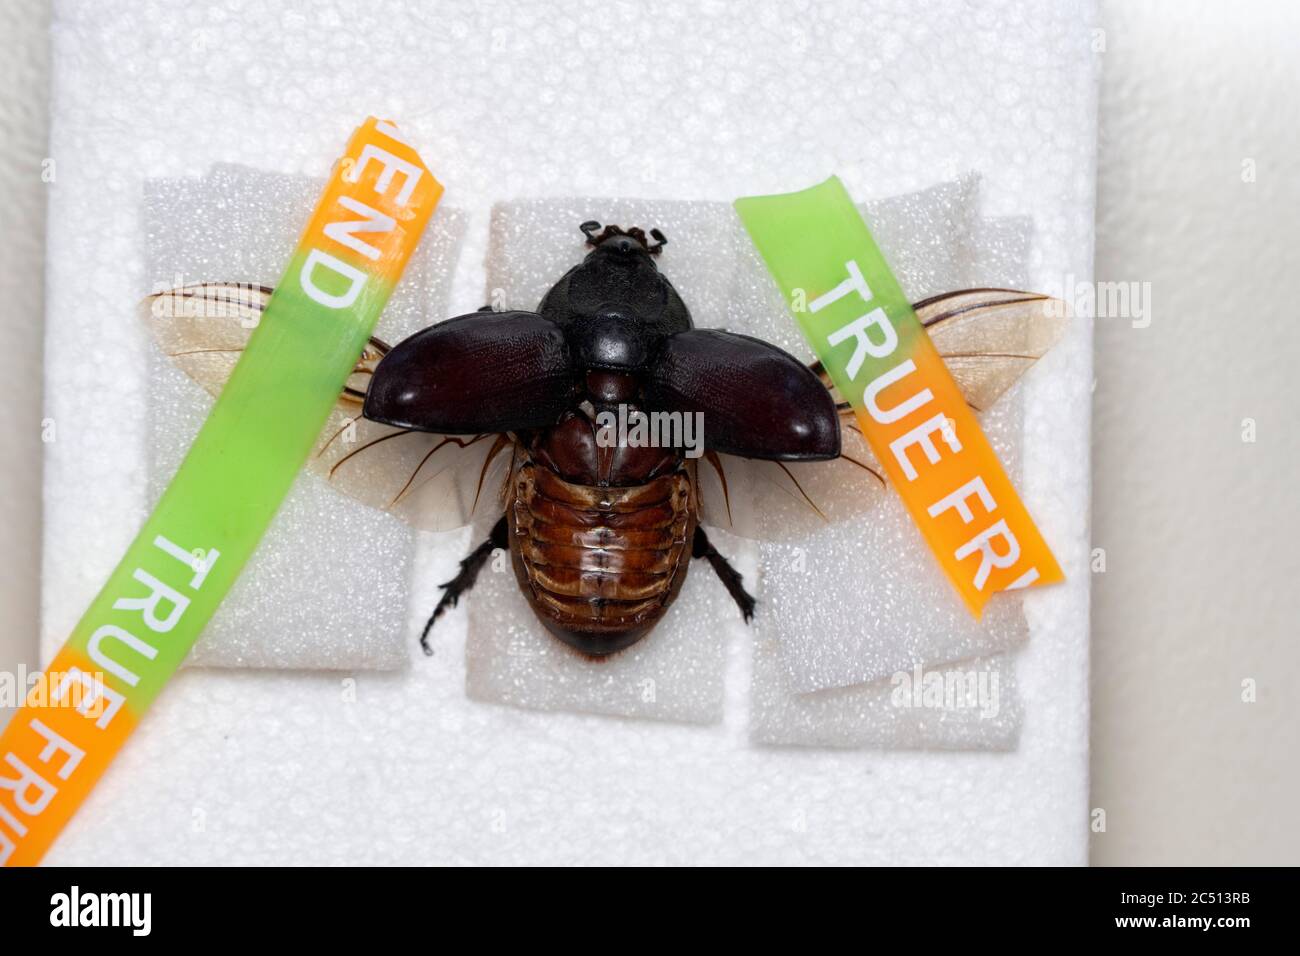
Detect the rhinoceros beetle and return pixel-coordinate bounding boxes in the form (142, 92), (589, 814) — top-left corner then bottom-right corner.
(363, 221), (842, 656)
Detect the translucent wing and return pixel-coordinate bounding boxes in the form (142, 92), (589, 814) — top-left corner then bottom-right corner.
(311, 414), (517, 533)
(142, 283), (514, 532)
(143, 282), (271, 394)
(916, 288), (1068, 413)
(696, 424), (884, 542)
(698, 288), (1068, 540)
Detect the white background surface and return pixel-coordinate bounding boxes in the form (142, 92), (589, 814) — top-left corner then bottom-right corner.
(1090, 0), (1300, 865)
(0, 0), (1295, 865)
(29, 0), (1093, 867)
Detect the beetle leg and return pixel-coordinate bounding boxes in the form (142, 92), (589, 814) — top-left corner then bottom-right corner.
(691, 527), (756, 623)
(419, 515), (509, 656)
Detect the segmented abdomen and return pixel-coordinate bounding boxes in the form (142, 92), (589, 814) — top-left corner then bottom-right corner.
(508, 457), (694, 654)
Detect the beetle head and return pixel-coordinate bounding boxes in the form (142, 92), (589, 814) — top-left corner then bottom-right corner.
(579, 221), (667, 257)
(537, 220), (694, 371)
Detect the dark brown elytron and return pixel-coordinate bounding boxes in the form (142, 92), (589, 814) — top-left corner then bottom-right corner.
(363, 223), (842, 656)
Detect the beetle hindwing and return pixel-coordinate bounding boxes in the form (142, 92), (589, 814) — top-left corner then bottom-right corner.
(142, 282), (517, 532)
(697, 288), (1068, 541)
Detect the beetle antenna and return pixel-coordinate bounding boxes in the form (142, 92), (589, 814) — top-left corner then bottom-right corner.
(580, 220), (602, 246)
(647, 228), (667, 255)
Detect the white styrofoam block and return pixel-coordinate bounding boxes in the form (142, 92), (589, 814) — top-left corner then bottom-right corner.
(465, 536), (731, 724)
(751, 648), (1022, 750)
(737, 192), (1036, 696)
(41, 0), (1095, 864)
(754, 393), (1029, 696)
(744, 202), (1034, 742)
(138, 164), (465, 671)
(470, 201), (739, 722)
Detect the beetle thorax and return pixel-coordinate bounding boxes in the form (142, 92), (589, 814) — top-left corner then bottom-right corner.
(530, 370), (683, 488)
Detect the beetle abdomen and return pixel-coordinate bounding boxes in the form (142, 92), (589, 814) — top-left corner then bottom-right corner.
(508, 457), (695, 656)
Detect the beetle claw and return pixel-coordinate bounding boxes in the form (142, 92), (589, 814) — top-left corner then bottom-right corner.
(417, 517), (509, 658)
(691, 527), (757, 622)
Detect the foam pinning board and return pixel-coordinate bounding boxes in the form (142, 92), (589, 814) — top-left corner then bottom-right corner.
(140, 164), (465, 671)
(40, 0), (1096, 864)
